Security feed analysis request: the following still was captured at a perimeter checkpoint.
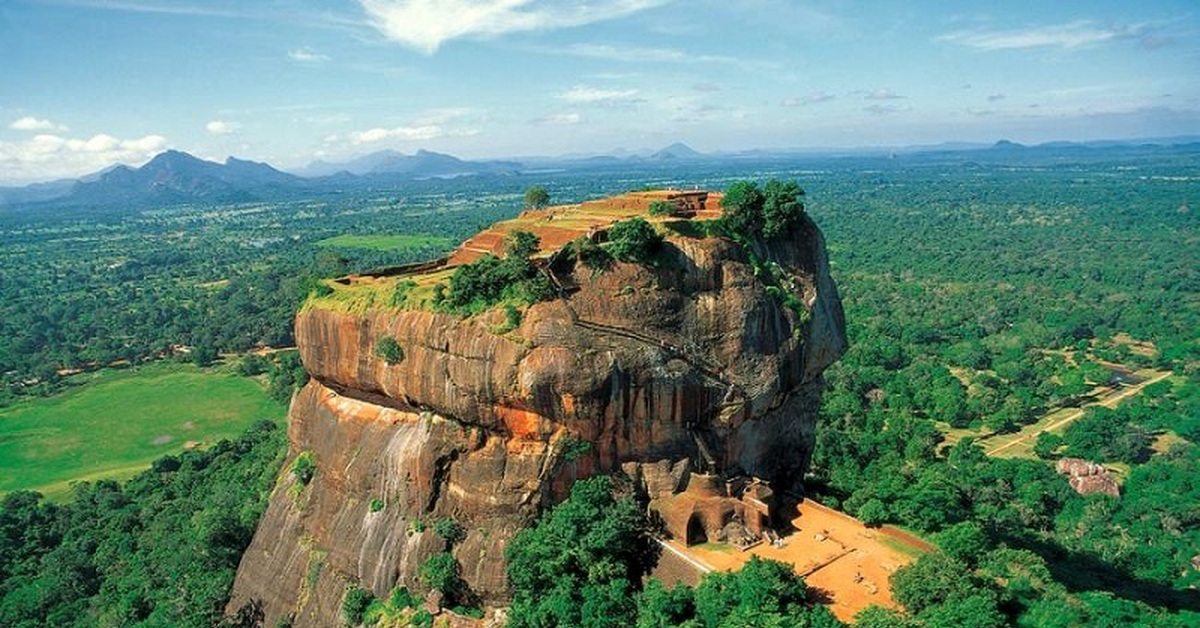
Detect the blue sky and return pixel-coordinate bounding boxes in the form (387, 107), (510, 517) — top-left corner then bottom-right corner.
(1, 0), (1198, 184)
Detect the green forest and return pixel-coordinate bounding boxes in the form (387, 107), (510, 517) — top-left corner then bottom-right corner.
(0, 148), (1197, 626)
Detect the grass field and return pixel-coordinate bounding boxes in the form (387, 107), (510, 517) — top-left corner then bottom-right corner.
(0, 362), (286, 501)
(316, 233), (452, 251)
(937, 366), (1174, 459)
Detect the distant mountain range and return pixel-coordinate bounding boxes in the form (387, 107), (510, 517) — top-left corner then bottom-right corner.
(0, 148), (522, 207)
(2, 137), (1198, 208)
(294, 149), (520, 178)
(649, 142), (703, 160)
(0, 151), (301, 207)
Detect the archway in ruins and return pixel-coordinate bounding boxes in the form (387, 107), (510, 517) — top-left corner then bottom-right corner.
(686, 513), (707, 546)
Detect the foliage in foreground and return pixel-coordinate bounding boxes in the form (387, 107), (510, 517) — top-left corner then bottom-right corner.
(0, 420), (286, 627)
(505, 475), (842, 628)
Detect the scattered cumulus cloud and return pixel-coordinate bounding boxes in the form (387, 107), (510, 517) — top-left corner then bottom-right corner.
(338, 110), (480, 145)
(0, 132), (168, 184)
(988, 93), (1006, 102)
(938, 20), (1158, 51)
(348, 125), (444, 144)
(9, 116), (67, 132)
(692, 83), (721, 93)
(555, 85), (643, 107)
(358, 0), (675, 54)
(205, 120), (238, 135)
(533, 113), (582, 125)
(288, 47), (330, 62)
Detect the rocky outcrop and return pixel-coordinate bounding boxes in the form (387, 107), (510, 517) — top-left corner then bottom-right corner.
(1056, 457), (1121, 498)
(228, 210), (846, 626)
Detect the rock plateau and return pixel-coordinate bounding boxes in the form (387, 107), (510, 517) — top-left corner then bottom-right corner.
(228, 191), (846, 626)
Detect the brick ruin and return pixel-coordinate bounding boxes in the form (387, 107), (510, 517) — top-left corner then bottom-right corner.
(653, 473), (778, 550)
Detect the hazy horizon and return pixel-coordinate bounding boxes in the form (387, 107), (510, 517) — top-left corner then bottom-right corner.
(3, 0), (1198, 185)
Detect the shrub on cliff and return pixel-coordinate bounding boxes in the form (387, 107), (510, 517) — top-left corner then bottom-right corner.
(607, 218), (663, 264)
(341, 585), (374, 626)
(649, 200), (677, 216)
(374, 336), (403, 364)
(570, 235), (614, 272)
(719, 179), (806, 241)
(433, 518), (466, 546)
(291, 451), (316, 486)
(418, 552), (464, 603)
(444, 230), (555, 314)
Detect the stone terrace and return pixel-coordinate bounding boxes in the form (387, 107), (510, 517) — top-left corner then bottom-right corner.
(445, 189), (723, 266)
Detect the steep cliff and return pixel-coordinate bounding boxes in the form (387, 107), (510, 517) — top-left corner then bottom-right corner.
(228, 194), (846, 626)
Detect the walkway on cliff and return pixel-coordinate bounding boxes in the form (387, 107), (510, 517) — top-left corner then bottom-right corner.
(571, 318), (730, 386)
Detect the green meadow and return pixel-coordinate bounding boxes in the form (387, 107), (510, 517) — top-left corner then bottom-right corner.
(316, 233), (452, 251)
(0, 363), (286, 501)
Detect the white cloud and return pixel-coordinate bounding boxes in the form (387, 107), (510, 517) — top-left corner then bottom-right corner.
(48, 1), (240, 17)
(533, 113), (581, 125)
(864, 103), (911, 115)
(352, 125), (442, 143)
(334, 108), (481, 146)
(565, 43), (735, 65)
(781, 92), (835, 107)
(556, 85), (643, 106)
(288, 47), (330, 62)
(205, 120), (238, 135)
(864, 89), (904, 100)
(346, 124), (471, 144)
(358, 0), (674, 54)
(412, 107), (473, 126)
(569, 42), (686, 62)
(0, 132), (168, 184)
(9, 116), (67, 132)
(938, 20), (1146, 51)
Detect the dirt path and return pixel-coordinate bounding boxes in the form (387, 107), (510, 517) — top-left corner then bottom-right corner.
(986, 370), (1173, 456)
(665, 500), (925, 623)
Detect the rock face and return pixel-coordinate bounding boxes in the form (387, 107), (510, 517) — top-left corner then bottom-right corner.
(228, 211), (846, 626)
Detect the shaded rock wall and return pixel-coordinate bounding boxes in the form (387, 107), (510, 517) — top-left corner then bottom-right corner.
(228, 216), (846, 626)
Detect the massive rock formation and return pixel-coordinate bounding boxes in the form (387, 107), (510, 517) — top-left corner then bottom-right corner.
(228, 194), (846, 626)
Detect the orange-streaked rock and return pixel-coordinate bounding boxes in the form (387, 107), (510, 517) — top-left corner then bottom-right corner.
(229, 210), (846, 627)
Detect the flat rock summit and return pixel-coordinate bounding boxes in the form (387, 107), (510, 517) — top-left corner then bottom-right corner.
(228, 190), (847, 626)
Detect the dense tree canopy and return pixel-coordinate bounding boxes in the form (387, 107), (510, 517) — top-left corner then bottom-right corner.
(0, 421), (285, 627)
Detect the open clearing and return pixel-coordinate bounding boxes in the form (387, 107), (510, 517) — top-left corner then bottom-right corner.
(983, 367), (1173, 458)
(0, 362), (285, 501)
(316, 233), (452, 251)
(663, 500), (931, 623)
(936, 363), (1173, 459)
